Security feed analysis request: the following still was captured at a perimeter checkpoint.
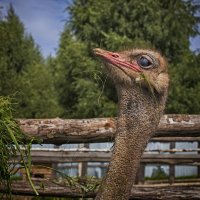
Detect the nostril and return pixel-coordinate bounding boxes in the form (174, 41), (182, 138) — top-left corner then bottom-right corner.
(111, 53), (119, 58)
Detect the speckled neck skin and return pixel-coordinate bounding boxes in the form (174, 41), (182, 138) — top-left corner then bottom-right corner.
(95, 83), (168, 200)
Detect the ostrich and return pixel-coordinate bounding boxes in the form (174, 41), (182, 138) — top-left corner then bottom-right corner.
(93, 48), (169, 200)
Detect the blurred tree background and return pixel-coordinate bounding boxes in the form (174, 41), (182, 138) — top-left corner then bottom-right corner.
(0, 5), (61, 118)
(0, 1), (200, 118)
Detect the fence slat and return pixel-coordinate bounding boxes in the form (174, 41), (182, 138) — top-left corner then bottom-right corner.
(11, 149), (200, 164)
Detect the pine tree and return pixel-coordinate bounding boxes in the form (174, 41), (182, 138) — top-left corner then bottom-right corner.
(54, 29), (116, 118)
(0, 4), (61, 118)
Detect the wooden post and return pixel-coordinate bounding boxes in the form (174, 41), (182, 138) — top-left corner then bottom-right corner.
(169, 142), (175, 184)
(198, 142), (200, 178)
(51, 145), (59, 178)
(78, 143), (89, 177)
(135, 163), (145, 184)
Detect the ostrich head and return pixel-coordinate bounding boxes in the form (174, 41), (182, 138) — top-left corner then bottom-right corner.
(93, 48), (169, 96)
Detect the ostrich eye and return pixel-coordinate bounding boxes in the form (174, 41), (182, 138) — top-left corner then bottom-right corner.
(137, 56), (153, 69)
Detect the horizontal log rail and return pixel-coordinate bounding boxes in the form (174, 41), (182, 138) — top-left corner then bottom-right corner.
(151, 137), (200, 142)
(1, 180), (200, 199)
(18, 115), (200, 144)
(13, 148), (200, 165)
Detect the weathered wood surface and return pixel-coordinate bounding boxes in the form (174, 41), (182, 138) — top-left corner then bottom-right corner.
(18, 115), (200, 144)
(151, 137), (200, 142)
(13, 148), (200, 164)
(1, 181), (200, 199)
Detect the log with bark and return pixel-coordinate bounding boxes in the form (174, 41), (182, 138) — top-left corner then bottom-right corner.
(1, 180), (200, 200)
(18, 115), (200, 144)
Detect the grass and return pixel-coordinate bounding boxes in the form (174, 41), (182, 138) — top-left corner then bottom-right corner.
(0, 96), (98, 199)
(176, 175), (198, 180)
(47, 165), (100, 195)
(145, 176), (169, 181)
(145, 166), (169, 181)
(0, 96), (38, 199)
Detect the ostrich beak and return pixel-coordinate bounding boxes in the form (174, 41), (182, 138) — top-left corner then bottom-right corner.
(93, 48), (142, 72)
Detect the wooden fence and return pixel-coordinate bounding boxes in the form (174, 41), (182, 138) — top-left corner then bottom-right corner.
(1, 114), (200, 199)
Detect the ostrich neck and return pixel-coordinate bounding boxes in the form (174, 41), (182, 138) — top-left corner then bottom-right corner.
(95, 86), (167, 200)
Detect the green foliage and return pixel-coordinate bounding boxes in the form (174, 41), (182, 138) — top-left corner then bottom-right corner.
(52, 30), (116, 118)
(68, 0), (199, 61)
(15, 63), (62, 118)
(168, 51), (200, 113)
(0, 96), (38, 198)
(145, 166), (169, 180)
(176, 175), (198, 179)
(0, 5), (61, 118)
(53, 0), (200, 116)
